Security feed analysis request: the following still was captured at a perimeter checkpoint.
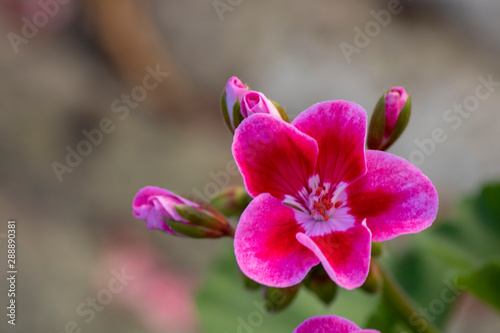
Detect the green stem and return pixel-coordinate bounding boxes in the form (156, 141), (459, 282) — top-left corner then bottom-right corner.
(373, 260), (441, 333)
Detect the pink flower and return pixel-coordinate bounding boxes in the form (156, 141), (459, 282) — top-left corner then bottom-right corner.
(224, 76), (249, 130)
(232, 101), (438, 289)
(384, 87), (408, 139)
(133, 186), (232, 237)
(241, 91), (282, 119)
(293, 315), (380, 333)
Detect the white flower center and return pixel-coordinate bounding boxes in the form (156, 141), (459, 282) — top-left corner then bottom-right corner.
(285, 177), (356, 237)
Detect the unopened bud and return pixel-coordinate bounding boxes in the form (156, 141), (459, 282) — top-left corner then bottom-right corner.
(221, 76), (289, 133)
(210, 186), (252, 217)
(221, 76), (249, 133)
(240, 270), (262, 290)
(367, 87), (411, 151)
(133, 186), (234, 238)
(361, 262), (382, 294)
(304, 265), (338, 305)
(164, 218), (225, 238)
(371, 242), (383, 258)
(263, 284), (301, 313)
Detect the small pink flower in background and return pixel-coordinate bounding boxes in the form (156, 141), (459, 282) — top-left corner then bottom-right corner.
(384, 86), (408, 139)
(133, 186), (201, 235)
(232, 100), (438, 289)
(94, 235), (198, 333)
(293, 315), (380, 333)
(241, 91), (282, 119)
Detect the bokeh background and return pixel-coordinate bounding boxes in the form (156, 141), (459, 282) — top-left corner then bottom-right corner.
(0, 0), (499, 332)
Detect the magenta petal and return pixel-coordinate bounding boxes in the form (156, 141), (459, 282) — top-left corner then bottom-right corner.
(292, 101), (367, 186)
(234, 193), (320, 287)
(347, 151), (439, 242)
(296, 222), (371, 290)
(293, 315), (380, 333)
(232, 114), (318, 200)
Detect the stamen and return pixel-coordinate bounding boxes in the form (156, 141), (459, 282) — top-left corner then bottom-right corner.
(309, 185), (341, 221)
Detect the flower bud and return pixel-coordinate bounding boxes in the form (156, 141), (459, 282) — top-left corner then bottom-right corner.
(367, 87), (411, 151)
(240, 270), (262, 290)
(132, 186), (234, 238)
(210, 186), (252, 217)
(262, 284), (301, 313)
(221, 76), (289, 133)
(361, 262), (382, 294)
(304, 265), (338, 305)
(221, 76), (249, 133)
(240, 91), (281, 118)
(371, 242), (383, 258)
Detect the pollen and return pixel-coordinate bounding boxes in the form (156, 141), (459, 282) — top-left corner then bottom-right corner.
(310, 186), (338, 221)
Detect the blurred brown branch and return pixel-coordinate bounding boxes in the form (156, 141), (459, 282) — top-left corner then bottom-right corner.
(83, 0), (196, 115)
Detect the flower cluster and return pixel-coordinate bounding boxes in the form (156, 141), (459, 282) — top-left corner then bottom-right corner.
(132, 76), (438, 332)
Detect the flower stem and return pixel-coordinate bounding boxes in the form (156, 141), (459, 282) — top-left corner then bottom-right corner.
(373, 259), (441, 333)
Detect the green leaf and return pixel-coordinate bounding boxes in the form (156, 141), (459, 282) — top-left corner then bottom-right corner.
(457, 260), (500, 312)
(475, 183), (500, 236)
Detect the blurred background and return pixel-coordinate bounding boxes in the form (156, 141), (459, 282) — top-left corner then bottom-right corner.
(0, 0), (499, 332)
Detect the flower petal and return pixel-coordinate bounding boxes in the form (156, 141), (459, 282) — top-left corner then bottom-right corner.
(232, 114), (318, 200)
(234, 193), (320, 287)
(292, 101), (367, 186)
(296, 222), (371, 290)
(293, 315), (379, 333)
(346, 151), (438, 242)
